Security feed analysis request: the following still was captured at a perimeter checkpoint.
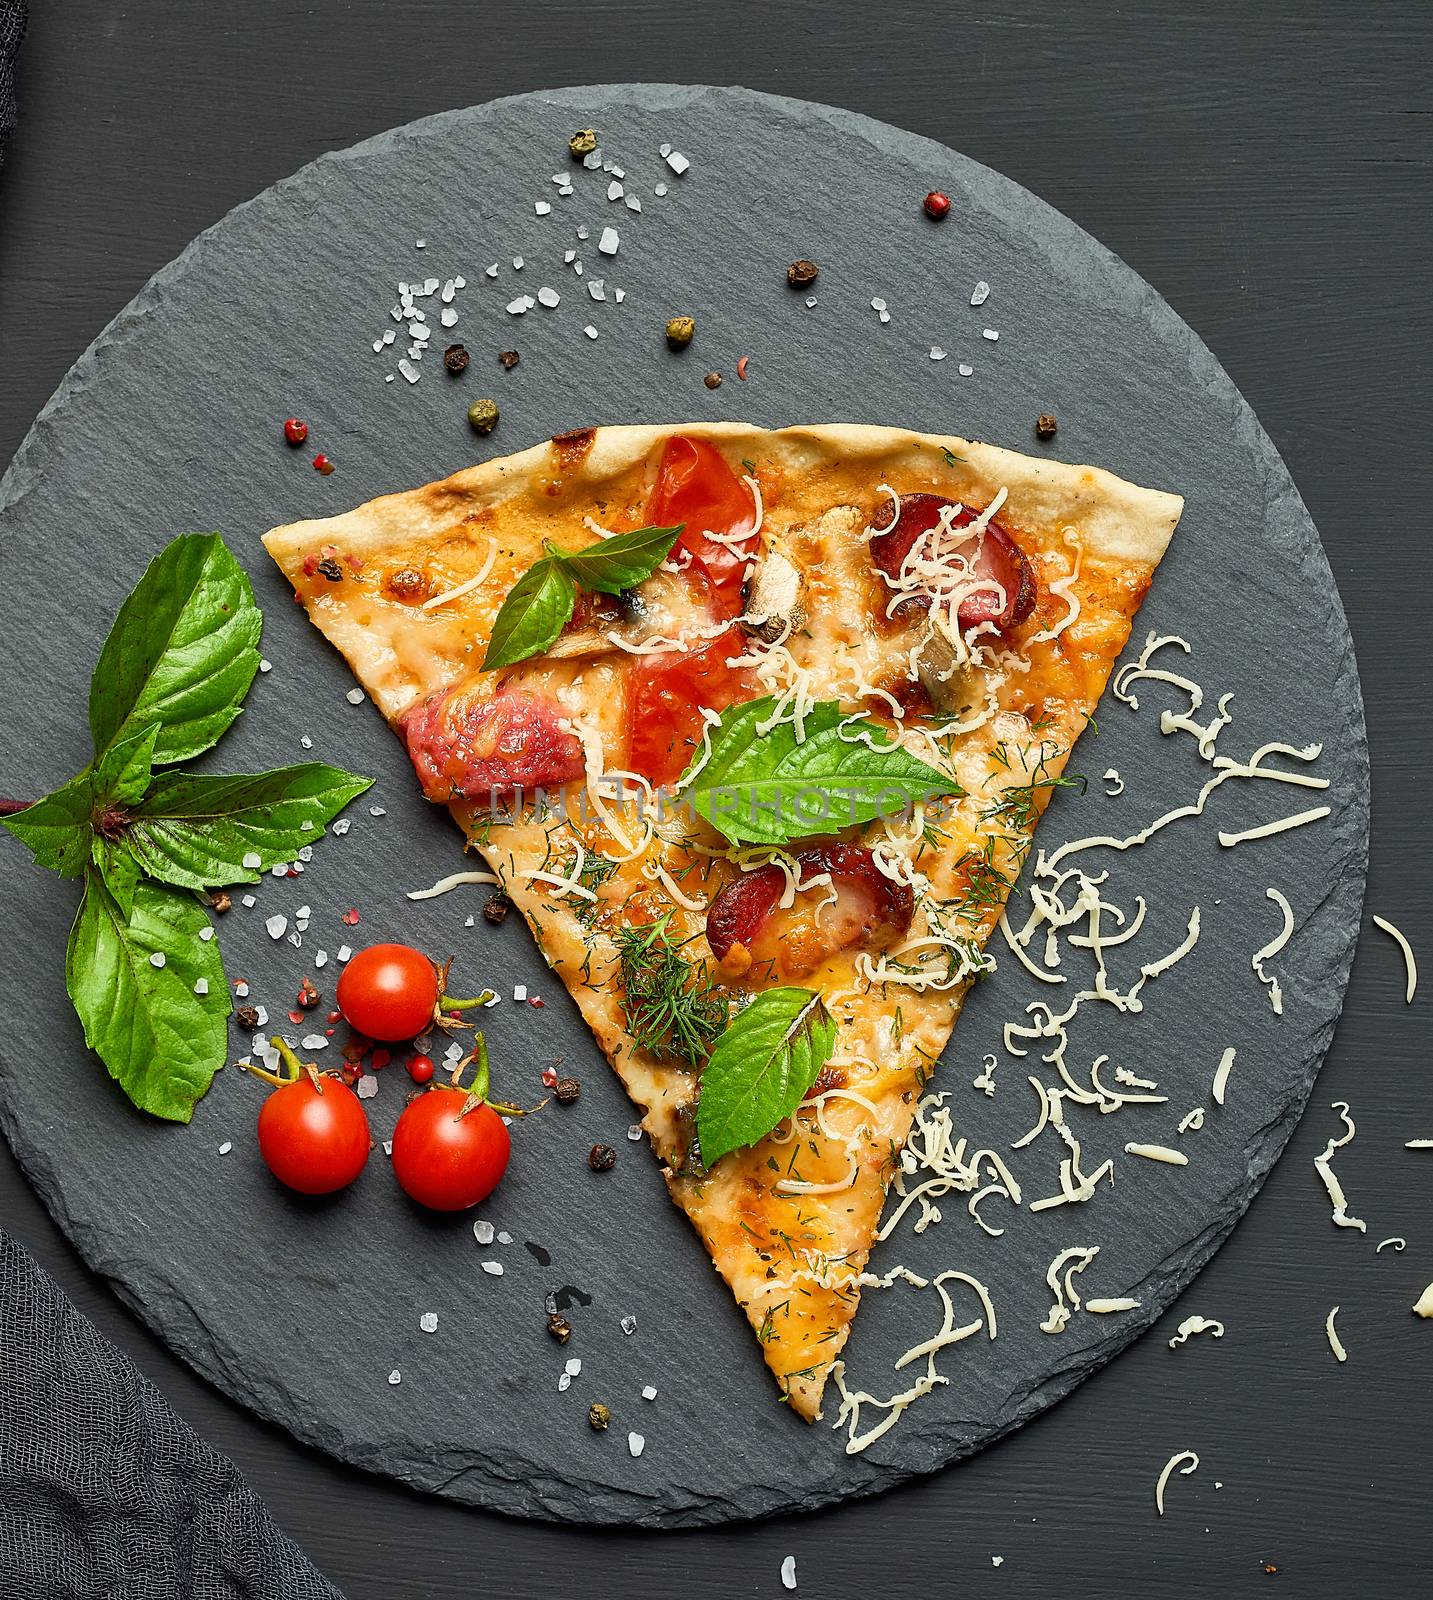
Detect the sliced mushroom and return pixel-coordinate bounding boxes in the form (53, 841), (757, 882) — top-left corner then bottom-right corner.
(913, 626), (981, 718)
(546, 567), (719, 661)
(741, 549), (805, 644)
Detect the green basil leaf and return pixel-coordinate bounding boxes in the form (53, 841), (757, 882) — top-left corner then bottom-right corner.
(547, 523), (684, 595)
(122, 762), (372, 892)
(2, 725), (158, 879)
(66, 874), (229, 1123)
(683, 697), (962, 846)
(481, 558), (577, 670)
(91, 834), (142, 919)
(696, 988), (836, 1167)
(89, 532), (262, 765)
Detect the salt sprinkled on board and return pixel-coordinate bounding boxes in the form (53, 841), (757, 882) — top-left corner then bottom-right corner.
(982, 328), (999, 341)
(628, 1432), (646, 1457)
(565, 1357), (582, 1378)
(473, 1219), (495, 1244)
(613, 287), (625, 302)
(513, 984), (528, 1002)
(497, 1230), (513, 1245)
(356, 1074), (378, 1100)
(346, 688), (366, 705)
(506, 296), (530, 315)
(314, 950), (328, 967)
(265, 915), (287, 941)
(625, 194), (642, 212)
(387, 1370), (401, 1386)
(218, 1141), (232, 1156)
(193, 978), (209, 996)
(971, 280), (990, 306)
(587, 278), (606, 301)
(620, 1315), (637, 1336)
(576, 223), (590, 240)
(929, 346), (947, 361)
(337, 944), (352, 962)
(641, 1385), (657, 1401)
(332, 818), (351, 836)
(300, 735), (313, 750)
(958, 363), (974, 376)
(398, 358), (420, 384)
(234, 982), (250, 998)
(301, 1034), (328, 1051)
(780, 1556), (798, 1591)
(198, 927), (214, 942)
(659, 142), (672, 157)
(558, 1372), (573, 1393)
(598, 226), (620, 256)
(512, 255), (524, 270)
(584, 325), (599, 339)
(537, 286), (560, 307)
(484, 263), (498, 278)
(481, 1261), (504, 1277)
(665, 150), (690, 175)
(440, 307), (457, 328)
(534, 200), (551, 215)
(368, 806), (386, 818)
(607, 179), (623, 201)
(627, 1123), (643, 1141)
(419, 1312), (439, 1334)
(654, 182), (668, 197)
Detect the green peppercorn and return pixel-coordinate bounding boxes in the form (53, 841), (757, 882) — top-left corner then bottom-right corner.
(569, 129), (598, 159)
(588, 1402), (611, 1431)
(467, 398), (500, 435)
(665, 315), (695, 350)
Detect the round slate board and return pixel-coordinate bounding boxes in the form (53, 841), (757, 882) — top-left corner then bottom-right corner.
(0, 84), (1367, 1526)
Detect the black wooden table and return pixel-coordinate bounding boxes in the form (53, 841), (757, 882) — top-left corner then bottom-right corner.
(1, 4), (1428, 1595)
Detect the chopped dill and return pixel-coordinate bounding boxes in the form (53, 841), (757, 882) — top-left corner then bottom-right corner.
(613, 914), (727, 1069)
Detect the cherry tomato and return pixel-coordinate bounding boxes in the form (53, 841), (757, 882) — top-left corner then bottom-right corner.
(390, 1087), (511, 1211)
(647, 435), (756, 615)
(626, 625), (755, 787)
(257, 1075), (370, 1195)
(336, 943), (439, 1041)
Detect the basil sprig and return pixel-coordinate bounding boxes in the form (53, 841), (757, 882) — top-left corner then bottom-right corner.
(696, 987), (836, 1167)
(481, 523), (684, 670)
(681, 697), (963, 846)
(2, 533), (371, 1122)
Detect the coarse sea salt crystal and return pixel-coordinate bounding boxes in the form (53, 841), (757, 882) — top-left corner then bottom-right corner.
(625, 194), (642, 213)
(565, 1357), (582, 1377)
(537, 286), (560, 307)
(368, 805), (386, 818)
(218, 1141), (232, 1156)
(659, 141), (672, 157)
(613, 287), (625, 303)
(587, 278), (606, 301)
(805, 296), (818, 308)
(484, 263), (498, 278)
(302, 1033), (328, 1051)
(506, 297), (529, 315)
(481, 1261), (504, 1277)
(971, 280), (990, 306)
(473, 1219), (495, 1244)
(388, 1370), (401, 1386)
(356, 1073), (378, 1099)
(582, 149), (603, 170)
(497, 1230), (512, 1246)
(420, 1312), (438, 1334)
(258, 658), (272, 674)
(241, 894), (256, 909)
(199, 926), (215, 942)
(628, 1432), (645, 1457)
(642, 1385), (657, 1401)
(441, 279), (455, 301)
(440, 307), (457, 327)
(235, 982), (250, 998)
(513, 984), (528, 1002)
(415, 238), (426, 249)
(930, 346), (947, 361)
(598, 227), (619, 255)
(265, 915), (287, 941)
(982, 328), (999, 341)
(270, 863), (289, 879)
(194, 978), (209, 996)
(558, 1373), (572, 1393)
(654, 182), (668, 197)
(423, 277), (438, 294)
(331, 818), (351, 836)
(607, 179), (623, 201)
(286, 932), (302, 949)
(512, 255), (524, 270)
(464, 914), (475, 928)
(534, 200), (551, 215)
(584, 325), (599, 339)
(338, 944), (352, 962)
(627, 1123), (643, 1141)
(314, 950), (328, 967)
(958, 363), (974, 376)
(148, 951), (166, 969)
(781, 1555), (797, 1591)
(398, 358), (420, 384)
(346, 688), (366, 705)
(620, 1315), (637, 1336)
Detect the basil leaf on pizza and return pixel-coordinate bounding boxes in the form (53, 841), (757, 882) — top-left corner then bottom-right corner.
(481, 557), (577, 670)
(697, 987), (837, 1167)
(683, 697), (963, 846)
(89, 531), (263, 765)
(547, 522), (684, 595)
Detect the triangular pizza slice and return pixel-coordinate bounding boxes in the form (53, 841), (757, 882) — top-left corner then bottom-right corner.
(264, 423), (1181, 1419)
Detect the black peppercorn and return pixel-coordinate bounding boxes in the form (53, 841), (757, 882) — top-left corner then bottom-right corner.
(208, 889), (232, 915)
(443, 343), (470, 375)
(588, 1144), (617, 1172)
(498, 350), (520, 370)
(315, 557), (343, 582)
(483, 894), (510, 925)
(555, 1076), (581, 1104)
(1035, 413), (1058, 440)
(235, 1005), (260, 1030)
